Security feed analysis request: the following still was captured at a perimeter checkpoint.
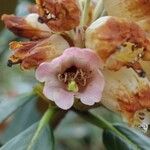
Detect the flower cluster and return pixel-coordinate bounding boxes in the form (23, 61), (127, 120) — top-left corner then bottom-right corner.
(2, 0), (150, 132)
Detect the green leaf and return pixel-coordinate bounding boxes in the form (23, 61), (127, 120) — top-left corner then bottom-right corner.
(103, 129), (134, 150)
(103, 124), (150, 150)
(27, 108), (57, 150)
(0, 99), (41, 143)
(0, 122), (53, 150)
(76, 111), (150, 150)
(0, 93), (37, 123)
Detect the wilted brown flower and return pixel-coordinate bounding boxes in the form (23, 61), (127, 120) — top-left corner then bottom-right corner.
(102, 68), (150, 132)
(85, 16), (150, 75)
(104, 0), (150, 22)
(36, 0), (81, 32)
(8, 34), (70, 69)
(1, 13), (52, 40)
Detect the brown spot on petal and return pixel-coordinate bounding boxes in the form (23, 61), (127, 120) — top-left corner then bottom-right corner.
(8, 34), (70, 69)
(1, 14), (51, 40)
(118, 86), (150, 123)
(36, 0), (81, 31)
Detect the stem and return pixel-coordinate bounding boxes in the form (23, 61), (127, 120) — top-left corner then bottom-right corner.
(51, 109), (68, 129)
(75, 110), (139, 149)
(101, 9), (107, 17)
(27, 107), (58, 150)
(33, 84), (48, 101)
(92, 0), (104, 22)
(80, 0), (91, 26)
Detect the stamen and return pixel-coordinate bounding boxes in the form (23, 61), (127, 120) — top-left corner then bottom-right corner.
(79, 69), (85, 77)
(58, 74), (64, 82)
(73, 70), (79, 80)
(64, 73), (68, 83)
(57, 66), (92, 92)
(79, 78), (87, 87)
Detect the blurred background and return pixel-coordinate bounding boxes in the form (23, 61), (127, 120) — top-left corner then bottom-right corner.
(0, 0), (17, 30)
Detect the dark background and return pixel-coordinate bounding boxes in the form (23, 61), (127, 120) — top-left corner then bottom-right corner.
(0, 0), (17, 30)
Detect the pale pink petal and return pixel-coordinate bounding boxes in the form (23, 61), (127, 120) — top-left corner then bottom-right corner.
(76, 70), (105, 105)
(36, 56), (63, 82)
(53, 89), (74, 110)
(43, 83), (74, 109)
(43, 81), (63, 101)
(62, 47), (103, 69)
(36, 62), (52, 82)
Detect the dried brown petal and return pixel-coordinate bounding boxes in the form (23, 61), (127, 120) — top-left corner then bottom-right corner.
(102, 68), (150, 129)
(85, 16), (150, 72)
(36, 0), (81, 31)
(8, 34), (70, 69)
(104, 0), (150, 22)
(117, 85), (150, 129)
(1, 14), (51, 40)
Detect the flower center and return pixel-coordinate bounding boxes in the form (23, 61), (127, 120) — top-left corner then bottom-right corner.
(57, 66), (91, 92)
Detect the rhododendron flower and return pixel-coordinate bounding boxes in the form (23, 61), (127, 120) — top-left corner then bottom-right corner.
(36, 47), (105, 110)
(36, 0), (81, 32)
(8, 34), (70, 69)
(104, 0), (150, 22)
(85, 16), (150, 76)
(102, 68), (150, 132)
(2, 13), (51, 40)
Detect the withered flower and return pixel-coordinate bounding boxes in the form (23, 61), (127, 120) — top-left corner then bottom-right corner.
(104, 0), (150, 22)
(85, 16), (150, 76)
(8, 34), (70, 69)
(102, 68), (150, 132)
(36, 0), (81, 32)
(2, 13), (51, 40)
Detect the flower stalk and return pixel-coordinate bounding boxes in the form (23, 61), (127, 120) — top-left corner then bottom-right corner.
(92, 0), (104, 21)
(33, 84), (47, 101)
(80, 0), (91, 26)
(27, 107), (58, 150)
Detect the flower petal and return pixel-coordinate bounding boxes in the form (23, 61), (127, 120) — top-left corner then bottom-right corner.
(1, 14), (51, 40)
(62, 47), (103, 71)
(43, 82), (62, 101)
(43, 83), (74, 110)
(53, 89), (74, 110)
(104, 0), (150, 22)
(138, 18), (150, 37)
(36, 62), (53, 82)
(36, 56), (64, 82)
(8, 34), (70, 69)
(25, 13), (50, 32)
(76, 70), (105, 105)
(36, 0), (81, 32)
(85, 16), (150, 72)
